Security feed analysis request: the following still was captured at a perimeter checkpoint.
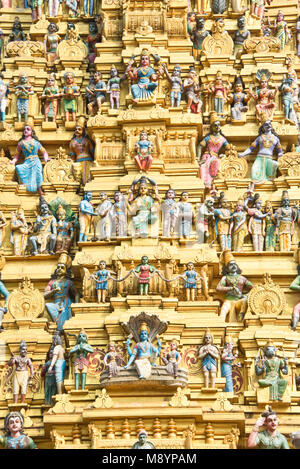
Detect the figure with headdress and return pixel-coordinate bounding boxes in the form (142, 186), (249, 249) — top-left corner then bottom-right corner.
(10, 208), (28, 256)
(221, 335), (240, 393)
(44, 253), (76, 330)
(273, 11), (291, 51)
(69, 329), (94, 390)
(94, 192), (113, 241)
(124, 321), (162, 379)
(289, 256), (300, 330)
(44, 23), (60, 63)
(244, 192), (269, 252)
(133, 255), (156, 296)
(14, 72), (34, 123)
(198, 329), (219, 388)
(31, 0), (44, 22)
(278, 75), (296, 124)
(70, 116), (94, 185)
(183, 66), (202, 113)
(250, 0), (270, 21)
(47, 333), (66, 394)
(89, 260), (117, 303)
(126, 50), (161, 103)
(132, 430), (156, 449)
(41, 73), (61, 123)
(161, 64), (183, 108)
(127, 176), (161, 238)
(161, 340), (181, 378)
(213, 193), (232, 251)
(178, 191), (193, 239)
(196, 196), (215, 243)
(207, 71), (231, 116)
(161, 188), (179, 237)
(41, 347), (57, 405)
(107, 65), (126, 109)
(29, 197), (57, 255)
(8, 17), (27, 43)
(238, 118), (282, 185)
(180, 262), (204, 301)
(104, 342), (122, 378)
(111, 191), (127, 237)
(249, 70), (276, 123)
(274, 191), (297, 252)
(86, 71), (106, 115)
(86, 21), (101, 69)
(255, 340), (288, 401)
(228, 76), (249, 121)
(55, 205), (74, 254)
(216, 251), (253, 322)
(0, 411), (37, 449)
(8, 340), (34, 404)
(230, 198), (247, 252)
(233, 16), (250, 58)
(197, 113), (230, 188)
(11, 119), (50, 195)
(62, 72), (80, 122)
(264, 200), (276, 251)
(0, 73), (9, 123)
(190, 17), (210, 60)
(134, 131), (153, 173)
(248, 407), (289, 449)
(79, 192), (96, 242)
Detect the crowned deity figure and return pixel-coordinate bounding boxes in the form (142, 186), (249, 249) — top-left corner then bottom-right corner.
(198, 329), (219, 389)
(69, 330), (94, 390)
(70, 117), (94, 185)
(274, 191), (297, 252)
(94, 192), (113, 241)
(279, 75), (296, 125)
(104, 342), (122, 378)
(124, 322), (162, 379)
(44, 23), (60, 63)
(238, 118), (282, 185)
(134, 131), (153, 173)
(0, 412), (37, 449)
(62, 72), (80, 122)
(213, 193), (232, 252)
(221, 336), (240, 393)
(207, 71), (231, 117)
(183, 66), (202, 114)
(55, 204), (74, 254)
(162, 64), (183, 108)
(41, 73), (61, 123)
(228, 76), (249, 121)
(244, 192), (269, 252)
(14, 73), (34, 123)
(29, 197), (57, 255)
(111, 191), (127, 237)
(161, 340), (181, 378)
(107, 65), (126, 109)
(0, 73), (9, 122)
(255, 341), (288, 401)
(10, 209), (29, 256)
(8, 341), (34, 404)
(230, 198), (248, 252)
(161, 188), (179, 238)
(216, 250), (253, 322)
(273, 11), (291, 51)
(8, 17), (27, 43)
(126, 51), (162, 104)
(249, 70), (277, 123)
(197, 113), (230, 189)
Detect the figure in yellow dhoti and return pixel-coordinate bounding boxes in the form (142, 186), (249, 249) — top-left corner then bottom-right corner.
(274, 191), (297, 252)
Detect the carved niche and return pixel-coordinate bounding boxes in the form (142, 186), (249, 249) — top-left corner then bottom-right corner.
(44, 147), (80, 184)
(218, 144), (248, 179)
(7, 277), (45, 320)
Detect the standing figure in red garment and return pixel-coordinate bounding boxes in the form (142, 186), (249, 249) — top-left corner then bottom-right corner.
(134, 130), (153, 173)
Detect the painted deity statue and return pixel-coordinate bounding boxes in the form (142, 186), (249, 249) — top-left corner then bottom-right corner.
(44, 256), (76, 331)
(94, 192), (113, 241)
(8, 341), (33, 404)
(79, 192), (96, 242)
(250, 0), (271, 20)
(70, 117), (94, 184)
(245, 193), (269, 252)
(190, 17), (210, 60)
(213, 194), (232, 251)
(127, 177), (160, 238)
(161, 340), (181, 378)
(274, 191), (297, 252)
(178, 192), (193, 239)
(162, 189), (179, 238)
(29, 198), (57, 255)
(62, 72), (80, 122)
(133, 256), (156, 295)
(289, 264), (300, 330)
(86, 71), (106, 115)
(187, 12), (196, 36)
(279, 75), (296, 124)
(90, 260), (116, 303)
(84, 0), (94, 16)
(55, 205), (74, 254)
(233, 16), (250, 58)
(111, 191), (127, 237)
(297, 16), (300, 57)
(249, 70), (276, 123)
(107, 65), (126, 109)
(183, 66), (202, 114)
(162, 64), (183, 108)
(10, 209), (28, 256)
(216, 251), (253, 322)
(104, 342), (122, 378)
(66, 0), (79, 17)
(273, 11), (291, 51)
(126, 52), (161, 103)
(31, 0), (44, 22)
(48, 0), (61, 17)
(44, 23), (60, 63)
(248, 408), (289, 449)
(230, 198), (247, 252)
(86, 22), (102, 69)
(207, 71), (231, 117)
(198, 329), (219, 389)
(197, 113), (229, 188)
(180, 262), (203, 302)
(0, 73), (9, 122)
(255, 341), (288, 401)
(0, 412), (37, 449)
(41, 74), (60, 123)
(41, 348), (56, 405)
(196, 196), (214, 243)
(132, 430), (156, 449)
(8, 17), (27, 43)
(69, 330), (94, 390)
(14, 73), (34, 123)
(221, 336), (240, 393)
(12, 123), (50, 195)
(264, 200), (276, 251)
(47, 334), (66, 394)
(134, 131), (153, 173)
(238, 119), (282, 185)
(228, 76), (249, 121)
(124, 323), (162, 379)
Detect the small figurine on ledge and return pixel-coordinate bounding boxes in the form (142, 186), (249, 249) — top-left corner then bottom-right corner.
(198, 329), (219, 389)
(221, 335), (240, 392)
(274, 191), (297, 252)
(41, 73), (61, 123)
(213, 193), (232, 252)
(8, 340), (34, 404)
(248, 407), (289, 449)
(44, 23), (60, 63)
(55, 204), (74, 254)
(10, 208), (29, 256)
(132, 430), (156, 449)
(86, 71), (106, 115)
(255, 340), (288, 401)
(69, 329), (94, 390)
(62, 72), (80, 122)
(70, 117), (94, 185)
(0, 73), (9, 123)
(183, 66), (202, 114)
(94, 192), (113, 241)
(134, 130), (153, 173)
(180, 262), (204, 302)
(228, 76), (249, 122)
(196, 196), (215, 244)
(86, 22), (102, 70)
(249, 70), (276, 123)
(230, 198), (248, 252)
(47, 334), (66, 394)
(178, 191), (193, 239)
(161, 188), (179, 238)
(162, 63), (183, 108)
(41, 347), (57, 405)
(278, 75), (297, 125)
(111, 191), (127, 238)
(104, 342), (122, 378)
(79, 192), (96, 242)
(289, 261), (300, 330)
(190, 17), (210, 60)
(89, 260), (116, 303)
(161, 340), (181, 378)
(207, 71), (231, 117)
(107, 65), (126, 110)
(273, 10), (291, 51)
(126, 51), (161, 104)
(29, 197), (57, 255)
(14, 73), (34, 123)
(133, 256), (156, 296)
(244, 191), (269, 252)
(0, 412), (37, 449)
(8, 17), (27, 43)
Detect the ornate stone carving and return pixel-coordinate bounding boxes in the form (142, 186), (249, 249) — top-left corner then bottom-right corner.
(77, 253), (97, 266)
(0, 149), (16, 182)
(212, 393), (233, 412)
(169, 387), (190, 407)
(88, 389), (113, 409)
(88, 424), (102, 448)
(6, 40), (45, 57)
(202, 18), (234, 56)
(278, 151), (300, 177)
(218, 144), (248, 180)
(20, 407), (33, 427)
(121, 311), (168, 344)
(31, 15), (50, 31)
(7, 277), (45, 320)
(243, 35), (281, 54)
(48, 394), (75, 414)
(193, 245), (219, 263)
(136, 20), (153, 36)
(50, 429), (65, 449)
(247, 273), (286, 317)
(57, 33), (88, 60)
(223, 427), (240, 449)
(44, 147), (79, 184)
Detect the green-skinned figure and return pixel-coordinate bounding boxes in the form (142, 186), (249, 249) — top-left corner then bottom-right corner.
(255, 340), (288, 401)
(69, 330), (94, 390)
